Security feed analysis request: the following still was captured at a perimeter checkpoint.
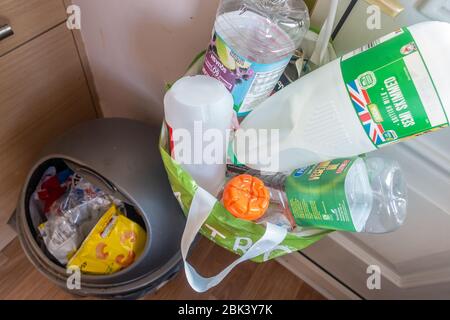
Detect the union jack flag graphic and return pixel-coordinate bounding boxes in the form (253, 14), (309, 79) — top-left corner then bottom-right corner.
(347, 80), (386, 145)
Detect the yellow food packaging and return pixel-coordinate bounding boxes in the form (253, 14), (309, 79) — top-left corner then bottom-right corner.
(68, 205), (146, 275)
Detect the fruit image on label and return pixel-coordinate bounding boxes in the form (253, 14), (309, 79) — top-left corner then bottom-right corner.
(223, 174), (270, 221)
(202, 31), (291, 116)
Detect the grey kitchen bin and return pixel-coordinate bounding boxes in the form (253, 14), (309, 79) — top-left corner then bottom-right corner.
(16, 118), (186, 299)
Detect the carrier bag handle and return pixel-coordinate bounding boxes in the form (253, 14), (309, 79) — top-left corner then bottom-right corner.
(310, 0), (339, 66)
(181, 186), (287, 293)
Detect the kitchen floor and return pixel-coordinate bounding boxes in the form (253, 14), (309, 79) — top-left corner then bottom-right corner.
(0, 236), (324, 300)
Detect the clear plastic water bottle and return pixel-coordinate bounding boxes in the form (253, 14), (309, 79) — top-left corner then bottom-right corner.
(227, 156), (408, 233)
(202, 0), (309, 117)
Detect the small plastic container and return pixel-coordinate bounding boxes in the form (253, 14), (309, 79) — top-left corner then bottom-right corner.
(202, 0), (310, 117)
(164, 75), (234, 195)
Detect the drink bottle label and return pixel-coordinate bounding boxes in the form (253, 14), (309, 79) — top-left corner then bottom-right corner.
(341, 28), (448, 148)
(166, 121), (176, 158)
(202, 31), (291, 117)
(285, 157), (359, 232)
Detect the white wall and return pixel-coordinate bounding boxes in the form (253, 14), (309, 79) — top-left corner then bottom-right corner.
(74, 0), (219, 125)
(331, 0), (429, 55)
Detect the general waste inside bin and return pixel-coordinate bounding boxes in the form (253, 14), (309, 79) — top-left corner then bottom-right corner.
(16, 118), (186, 299)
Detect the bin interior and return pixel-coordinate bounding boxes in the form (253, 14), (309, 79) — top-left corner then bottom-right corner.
(24, 158), (147, 269)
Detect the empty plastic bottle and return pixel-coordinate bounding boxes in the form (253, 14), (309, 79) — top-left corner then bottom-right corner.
(202, 0), (309, 117)
(228, 156), (408, 233)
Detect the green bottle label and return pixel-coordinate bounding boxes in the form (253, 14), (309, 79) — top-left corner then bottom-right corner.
(285, 157), (358, 232)
(341, 28), (448, 148)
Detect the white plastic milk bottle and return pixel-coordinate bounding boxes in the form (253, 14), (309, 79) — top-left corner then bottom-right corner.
(234, 21), (450, 172)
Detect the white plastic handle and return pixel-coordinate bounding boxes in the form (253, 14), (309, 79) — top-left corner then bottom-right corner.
(310, 0), (339, 66)
(181, 186), (287, 293)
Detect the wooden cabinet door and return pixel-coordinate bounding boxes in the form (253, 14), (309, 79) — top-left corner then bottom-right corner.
(0, 0), (67, 56)
(0, 23), (97, 244)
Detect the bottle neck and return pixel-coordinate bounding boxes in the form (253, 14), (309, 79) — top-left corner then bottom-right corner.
(227, 165), (288, 189)
(246, 0), (289, 15)
(261, 0), (286, 6)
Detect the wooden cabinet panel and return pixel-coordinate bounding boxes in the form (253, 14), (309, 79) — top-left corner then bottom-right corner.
(0, 0), (67, 56)
(0, 23), (97, 227)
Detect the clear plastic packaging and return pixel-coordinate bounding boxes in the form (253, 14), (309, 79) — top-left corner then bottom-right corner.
(38, 174), (121, 264)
